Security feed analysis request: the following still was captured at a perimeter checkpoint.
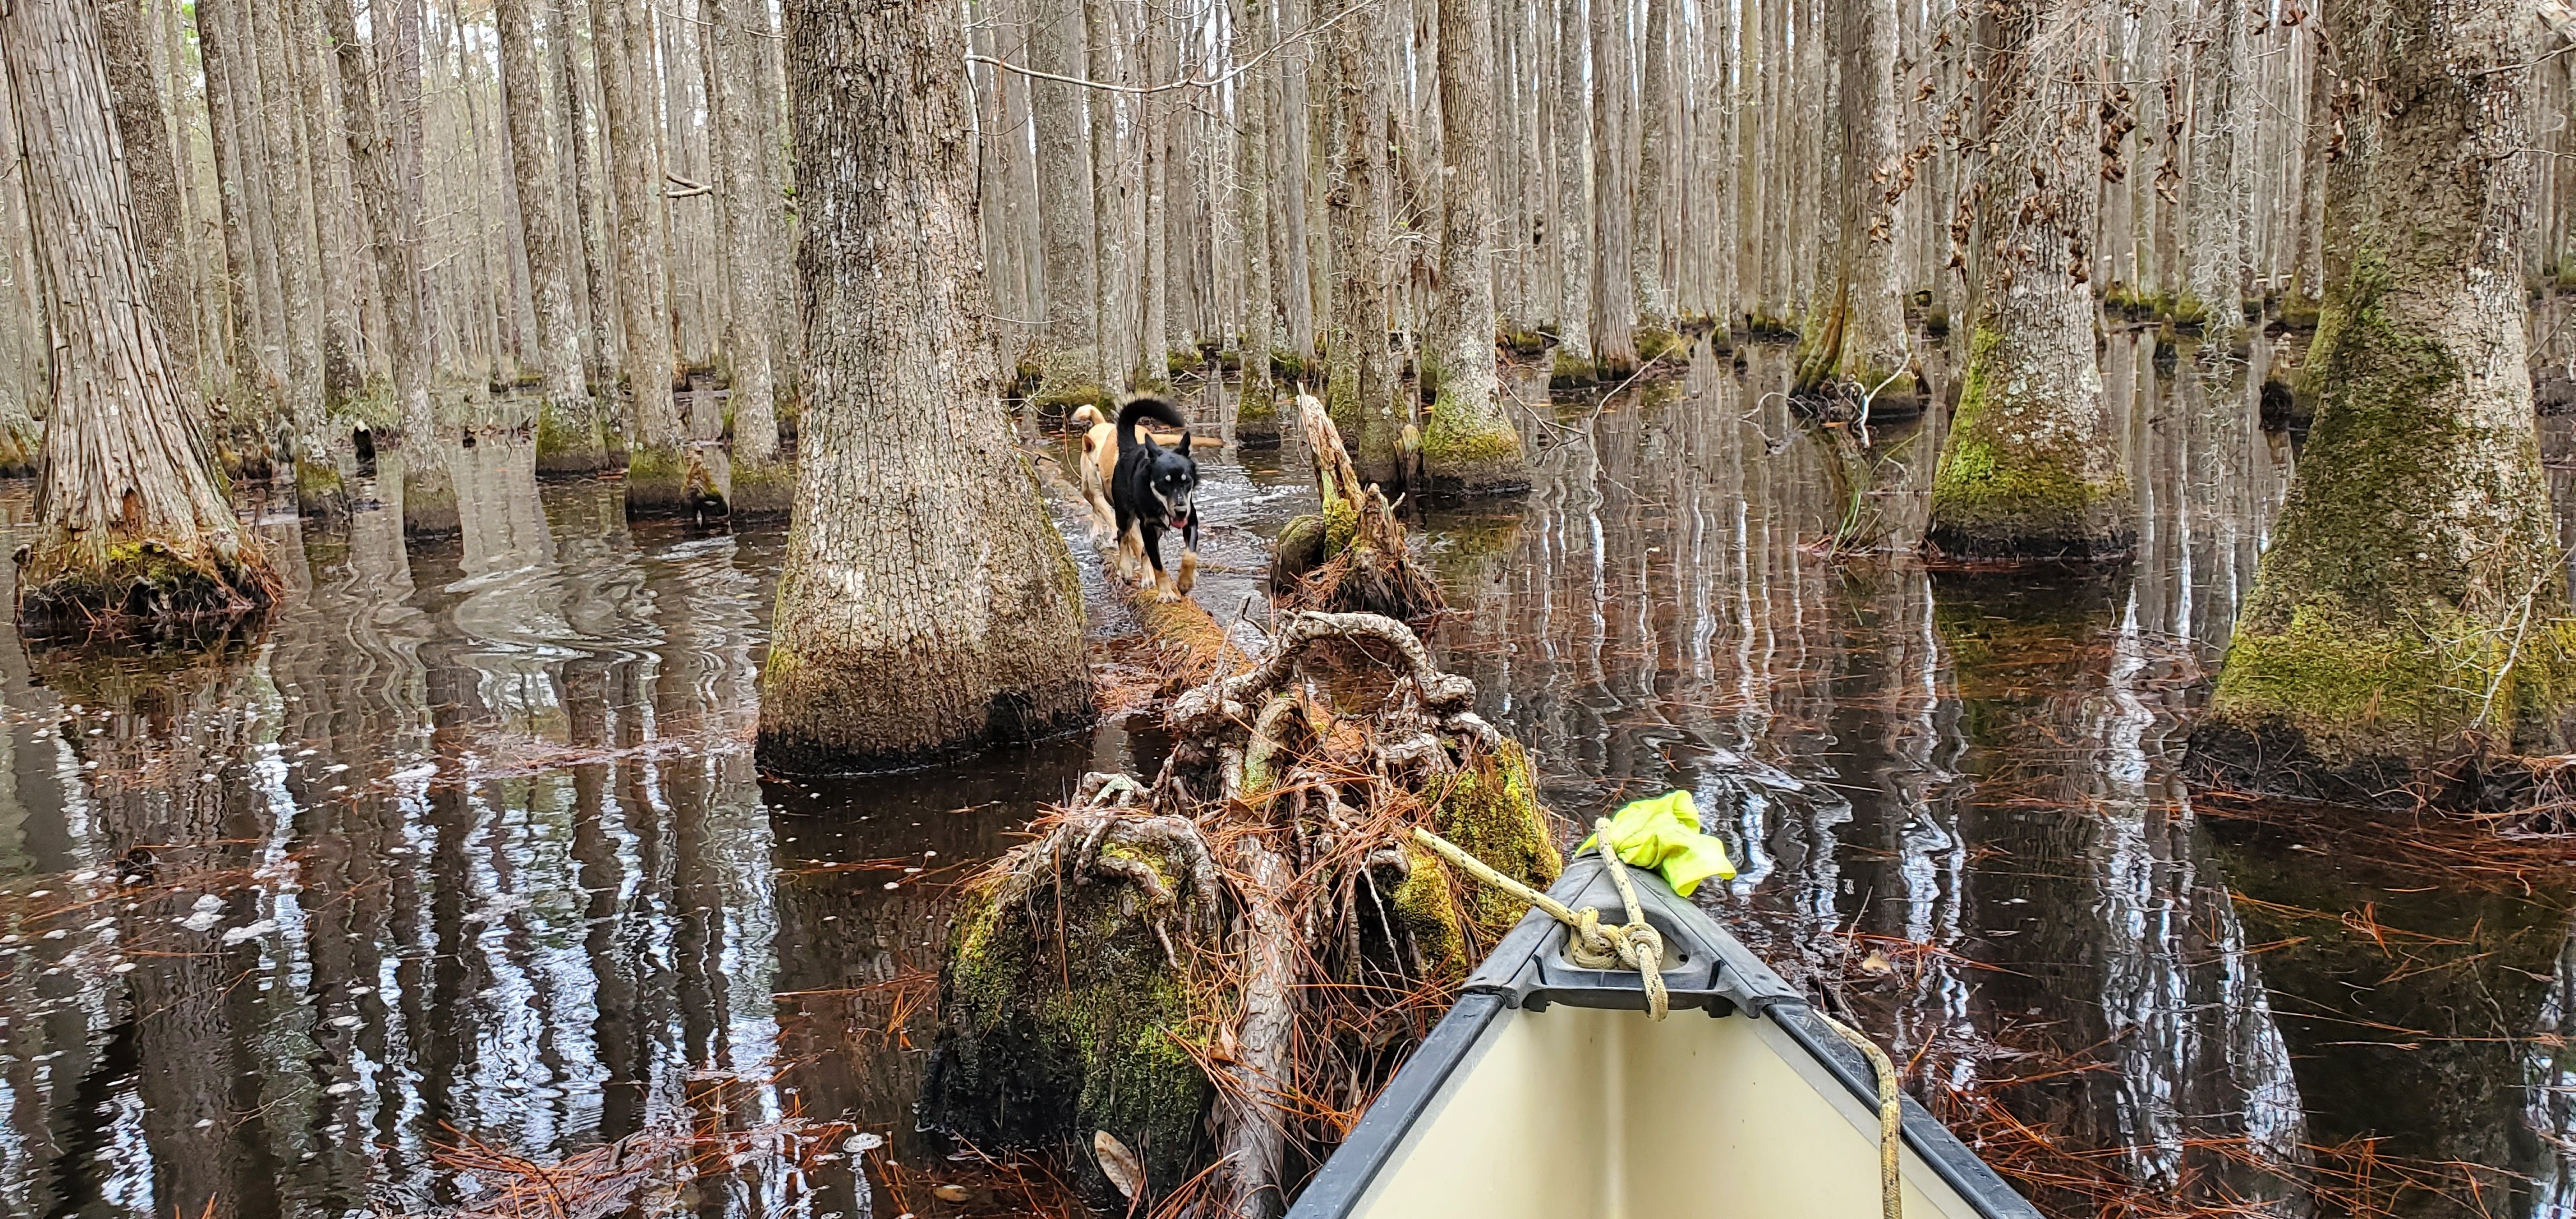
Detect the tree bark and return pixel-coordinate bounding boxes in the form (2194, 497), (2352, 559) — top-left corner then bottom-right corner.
(1236, 0), (1278, 441)
(1084, 0), (1126, 395)
(1424, 0), (1527, 493)
(326, 0), (444, 533)
(190, 0), (255, 388)
(1326, 0), (1402, 484)
(758, 0), (1092, 771)
(1796, 0), (1906, 394)
(2191, 0), (2570, 808)
(498, 0), (603, 475)
(1031, 0), (1098, 381)
(1924, 0), (2132, 560)
(93, 0), (194, 385)
(1551, 0), (1588, 360)
(0, 0), (277, 626)
(595, 0), (686, 512)
(1273, 0), (1316, 366)
(2184, 0), (2251, 344)
(1632, 0), (1669, 326)
(711, 0), (785, 512)
(244, 0), (335, 519)
(1585, 0), (1635, 371)
(558, 0), (616, 398)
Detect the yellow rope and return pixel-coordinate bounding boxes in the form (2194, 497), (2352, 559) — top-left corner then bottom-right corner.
(1821, 1012), (1903, 1219)
(1412, 823), (1906, 1219)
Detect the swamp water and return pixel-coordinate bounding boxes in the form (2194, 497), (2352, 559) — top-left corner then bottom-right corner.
(0, 331), (2568, 1218)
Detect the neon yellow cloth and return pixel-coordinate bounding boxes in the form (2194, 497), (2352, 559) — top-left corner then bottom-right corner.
(1578, 791), (1737, 898)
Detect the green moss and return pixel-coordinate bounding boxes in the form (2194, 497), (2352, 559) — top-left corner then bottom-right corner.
(1636, 326), (1688, 364)
(728, 457), (795, 517)
(928, 844), (1216, 1195)
(1323, 499), (1360, 555)
(1500, 328), (1551, 356)
(1421, 388), (1528, 494)
(622, 443), (691, 516)
(535, 397), (608, 475)
(1549, 350), (1597, 388)
(17, 533), (271, 629)
(1429, 742), (1563, 941)
(1926, 326), (2131, 558)
(2203, 251), (2576, 779)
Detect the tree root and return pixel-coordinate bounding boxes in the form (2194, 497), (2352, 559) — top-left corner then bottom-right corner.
(928, 610), (1556, 1213)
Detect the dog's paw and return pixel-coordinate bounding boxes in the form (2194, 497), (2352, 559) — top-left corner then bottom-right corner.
(1176, 551), (1200, 595)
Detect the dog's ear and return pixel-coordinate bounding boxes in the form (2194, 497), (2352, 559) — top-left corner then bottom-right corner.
(1177, 429), (1193, 456)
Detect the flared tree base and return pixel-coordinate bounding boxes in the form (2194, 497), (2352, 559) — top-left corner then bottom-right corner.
(15, 530), (278, 636)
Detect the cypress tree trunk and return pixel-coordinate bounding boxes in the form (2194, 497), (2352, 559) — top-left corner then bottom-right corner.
(325, 0), (443, 534)
(190, 0), (254, 393)
(1326, 0), (1402, 484)
(710, 0), (786, 512)
(1424, 0), (1528, 493)
(2184, 0), (2251, 344)
(93, 0), (193, 383)
(1551, 0), (1588, 362)
(758, 0), (1091, 772)
(1632, 0), (1669, 327)
(244, 0), (340, 521)
(498, 0), (604, 477)
(1, 0), (277, 628)
(1030, 0), (1097, 388)
(1084, 0), (1126, 396)
(1236, 0), (1278, 441)
(1924, 0), (2132, 560)
(1796, 0), (1906, 395)
(2190, 0), (2573, 808)
(383, 0), (453, 535)
(1273, 0), (1317, 367)
(596, 0), (687, 512)
(558, 0), (615, 400)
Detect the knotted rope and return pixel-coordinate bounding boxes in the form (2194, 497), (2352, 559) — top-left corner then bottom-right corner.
(1411, 822), (1907, 1219)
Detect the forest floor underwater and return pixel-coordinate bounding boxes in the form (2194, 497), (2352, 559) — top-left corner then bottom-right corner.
(8, 316), (2576, 1218)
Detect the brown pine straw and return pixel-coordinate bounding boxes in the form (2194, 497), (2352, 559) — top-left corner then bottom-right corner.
(408, 1106), (855, 1219)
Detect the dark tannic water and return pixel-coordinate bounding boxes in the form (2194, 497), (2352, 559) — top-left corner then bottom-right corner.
(1, 328), (2574, 1218)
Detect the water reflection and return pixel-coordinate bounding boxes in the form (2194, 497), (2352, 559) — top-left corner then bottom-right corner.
(0, 328), (2565, 1216)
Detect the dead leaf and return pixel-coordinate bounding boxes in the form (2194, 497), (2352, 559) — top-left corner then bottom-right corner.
(930, 1183), (970, 1202)
(1860, 949), (1894, 976)
(1095, 1129), (1146, 1200)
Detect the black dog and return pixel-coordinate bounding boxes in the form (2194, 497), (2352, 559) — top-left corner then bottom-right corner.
(1111, 397), (1200, 601)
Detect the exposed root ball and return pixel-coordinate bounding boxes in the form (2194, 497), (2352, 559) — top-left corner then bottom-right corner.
(926, 611), (1556, 1214)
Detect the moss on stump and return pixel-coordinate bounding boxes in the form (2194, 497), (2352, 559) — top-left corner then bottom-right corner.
(16, 533), (278, 636)
(923, 834), (1217, 1197)
(1237, 388), (1283, 448)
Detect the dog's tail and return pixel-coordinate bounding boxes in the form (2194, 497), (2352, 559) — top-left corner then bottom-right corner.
(1070, 402), (1106, 429)
(1117, 396), (1190, 457)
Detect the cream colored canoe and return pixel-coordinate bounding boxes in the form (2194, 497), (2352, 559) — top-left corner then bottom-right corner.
(1288, 855), (2043, 1219)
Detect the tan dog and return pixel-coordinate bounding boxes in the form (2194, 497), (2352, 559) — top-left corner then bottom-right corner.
(1070, 402), (1213, 547)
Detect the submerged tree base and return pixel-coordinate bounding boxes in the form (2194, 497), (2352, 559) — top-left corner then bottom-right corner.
(534, 395), (611, 476)
(15, 530), (279, 636)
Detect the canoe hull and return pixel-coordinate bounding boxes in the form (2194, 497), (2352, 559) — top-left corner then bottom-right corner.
(1288, 856), (2041, 1219)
